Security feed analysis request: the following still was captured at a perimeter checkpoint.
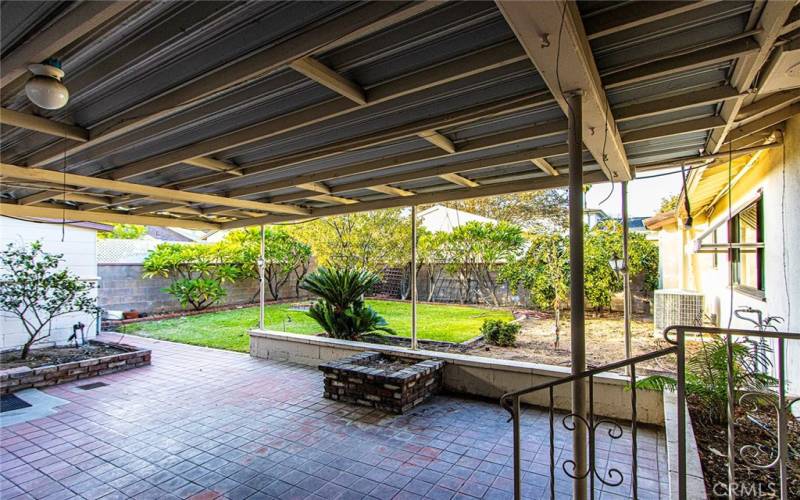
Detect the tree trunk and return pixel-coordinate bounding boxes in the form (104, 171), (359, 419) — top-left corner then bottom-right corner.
(20, 339), (34, 359)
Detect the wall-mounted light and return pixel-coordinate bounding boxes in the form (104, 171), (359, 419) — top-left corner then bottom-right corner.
(26, 58), (69, 110)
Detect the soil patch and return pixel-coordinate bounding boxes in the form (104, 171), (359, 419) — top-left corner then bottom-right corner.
(464, 312), (698, 374)
(689, 397), (800, 497)
(1, 344), (128, 369)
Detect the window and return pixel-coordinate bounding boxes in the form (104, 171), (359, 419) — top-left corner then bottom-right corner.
(729, 198), (764, 294)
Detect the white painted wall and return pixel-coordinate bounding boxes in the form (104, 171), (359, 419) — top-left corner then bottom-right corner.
(688, 117), (800, 396)
(0, 217), (100, 350)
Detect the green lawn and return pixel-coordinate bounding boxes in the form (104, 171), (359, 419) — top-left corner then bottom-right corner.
(124, 299), (512, 352)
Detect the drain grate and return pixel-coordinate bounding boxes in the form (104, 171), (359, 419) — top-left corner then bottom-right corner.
(77, 382), (108, 390)
(0, 394), (32, 413)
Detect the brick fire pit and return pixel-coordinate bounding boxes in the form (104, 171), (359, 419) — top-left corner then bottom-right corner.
(319, 351), (445, 414)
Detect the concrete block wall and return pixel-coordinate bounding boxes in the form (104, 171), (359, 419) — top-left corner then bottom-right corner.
(98, 264), (308, 313)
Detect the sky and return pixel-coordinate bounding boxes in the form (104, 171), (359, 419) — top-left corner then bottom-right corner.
(584, 167), (684, 218)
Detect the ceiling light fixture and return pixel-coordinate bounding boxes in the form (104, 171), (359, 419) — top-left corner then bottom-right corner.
(25, 58), (69, 110)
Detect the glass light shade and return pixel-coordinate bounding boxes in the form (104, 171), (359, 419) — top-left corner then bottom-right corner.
(26, 63), (69, 110)
(26, 75), (69, 109)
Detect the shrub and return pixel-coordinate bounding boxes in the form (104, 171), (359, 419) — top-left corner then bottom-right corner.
(143, 243), (239, 310)
(0, 241), (98, 359)
(636, 334), (775, 424)
(300, 267), (394, 340)
(481, 319), (521, 347)
(164, 278), (227, 311)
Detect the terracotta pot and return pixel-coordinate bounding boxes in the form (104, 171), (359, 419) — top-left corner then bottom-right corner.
(123, 310), (139, 320)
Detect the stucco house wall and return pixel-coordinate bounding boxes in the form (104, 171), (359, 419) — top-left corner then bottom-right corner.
(650, 115), (800, 395)
(0, 217), (102, 350)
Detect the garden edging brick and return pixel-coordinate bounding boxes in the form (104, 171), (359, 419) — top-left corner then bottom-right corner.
(0, 340), (151, 394)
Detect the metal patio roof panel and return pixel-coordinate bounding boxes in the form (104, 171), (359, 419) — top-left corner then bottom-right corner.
(220, 62), (538, 165)
(1, 0), (793, 230)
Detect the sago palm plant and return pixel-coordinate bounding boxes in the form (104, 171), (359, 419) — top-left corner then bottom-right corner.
(300, 267), (394, 340)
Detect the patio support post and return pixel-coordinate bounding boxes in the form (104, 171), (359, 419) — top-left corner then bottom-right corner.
(411, 205), (418, 350)
(622, 181), (632, 365)
(567, 90), (588, 500)
(259, 224), (265, 330)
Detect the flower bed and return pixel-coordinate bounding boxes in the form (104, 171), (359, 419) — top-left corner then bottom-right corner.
(0, 340), (151, 394)
(688, 398), (800, 497)
(319, 351), (444, 414)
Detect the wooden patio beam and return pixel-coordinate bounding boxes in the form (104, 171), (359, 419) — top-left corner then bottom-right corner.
(309, 194), (358, 205)
(183, 157), (242, 176)
(290, 56), (366, 105)
(0, 163), (309, 215)
(368, 185), (414, 197)
(614, 86), (741, 122)
(0, 202), (219, 230)
(735, 89), (800, 121)
(531, 158), (559, 176)
(602, 36), (760, 89)
(497, 0), (631, 181)
(439, 173), (479, 188)
(0, 108), (89, 142)
(725, 103), (800, 143)
(584, 1), (716, 41)
(222, 170), (609, 229)
(418, 130), (456, 153)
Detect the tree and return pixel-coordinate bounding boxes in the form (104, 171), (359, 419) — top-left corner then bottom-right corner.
(500, 231), (569, 345)
(417, 229), (451, 301)
(0, 242), (98, 359)
(300, 267), (394, 340)
(658, 194), (679, 213)
(288, 209), (410, 274)
(583, 220), (660, 311)
(502, 220), (659, 320)
(445, 221), (525, 306)
(222, 228), (311, 300)
(440, 189), (569, 230)
(97, 224), (146, 239)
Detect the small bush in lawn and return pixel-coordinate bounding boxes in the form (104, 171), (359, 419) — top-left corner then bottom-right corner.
(481, 319), (520, 347)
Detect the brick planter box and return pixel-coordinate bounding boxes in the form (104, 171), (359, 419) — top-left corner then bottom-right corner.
(319, 351), (444, 414)
(0, 340), (151, 395)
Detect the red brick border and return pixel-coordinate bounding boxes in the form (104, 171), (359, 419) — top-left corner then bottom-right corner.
(0, 340), (151, 395)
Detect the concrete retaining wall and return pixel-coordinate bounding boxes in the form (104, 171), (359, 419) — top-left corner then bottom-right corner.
(249, 329), (664, 425)
(98, 264), (308, 313)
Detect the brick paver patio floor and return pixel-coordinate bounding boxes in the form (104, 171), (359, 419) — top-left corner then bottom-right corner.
(1, 334), (669, 499)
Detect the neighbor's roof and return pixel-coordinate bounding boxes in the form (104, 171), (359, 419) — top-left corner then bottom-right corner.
(417, 204), (497, 233)
(1, 1), (797, 230)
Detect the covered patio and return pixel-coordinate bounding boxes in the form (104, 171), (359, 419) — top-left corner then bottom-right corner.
(0, 335), (668, 500)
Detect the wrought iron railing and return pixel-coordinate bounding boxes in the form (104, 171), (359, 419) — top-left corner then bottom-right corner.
(500, 325), (799, 500)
